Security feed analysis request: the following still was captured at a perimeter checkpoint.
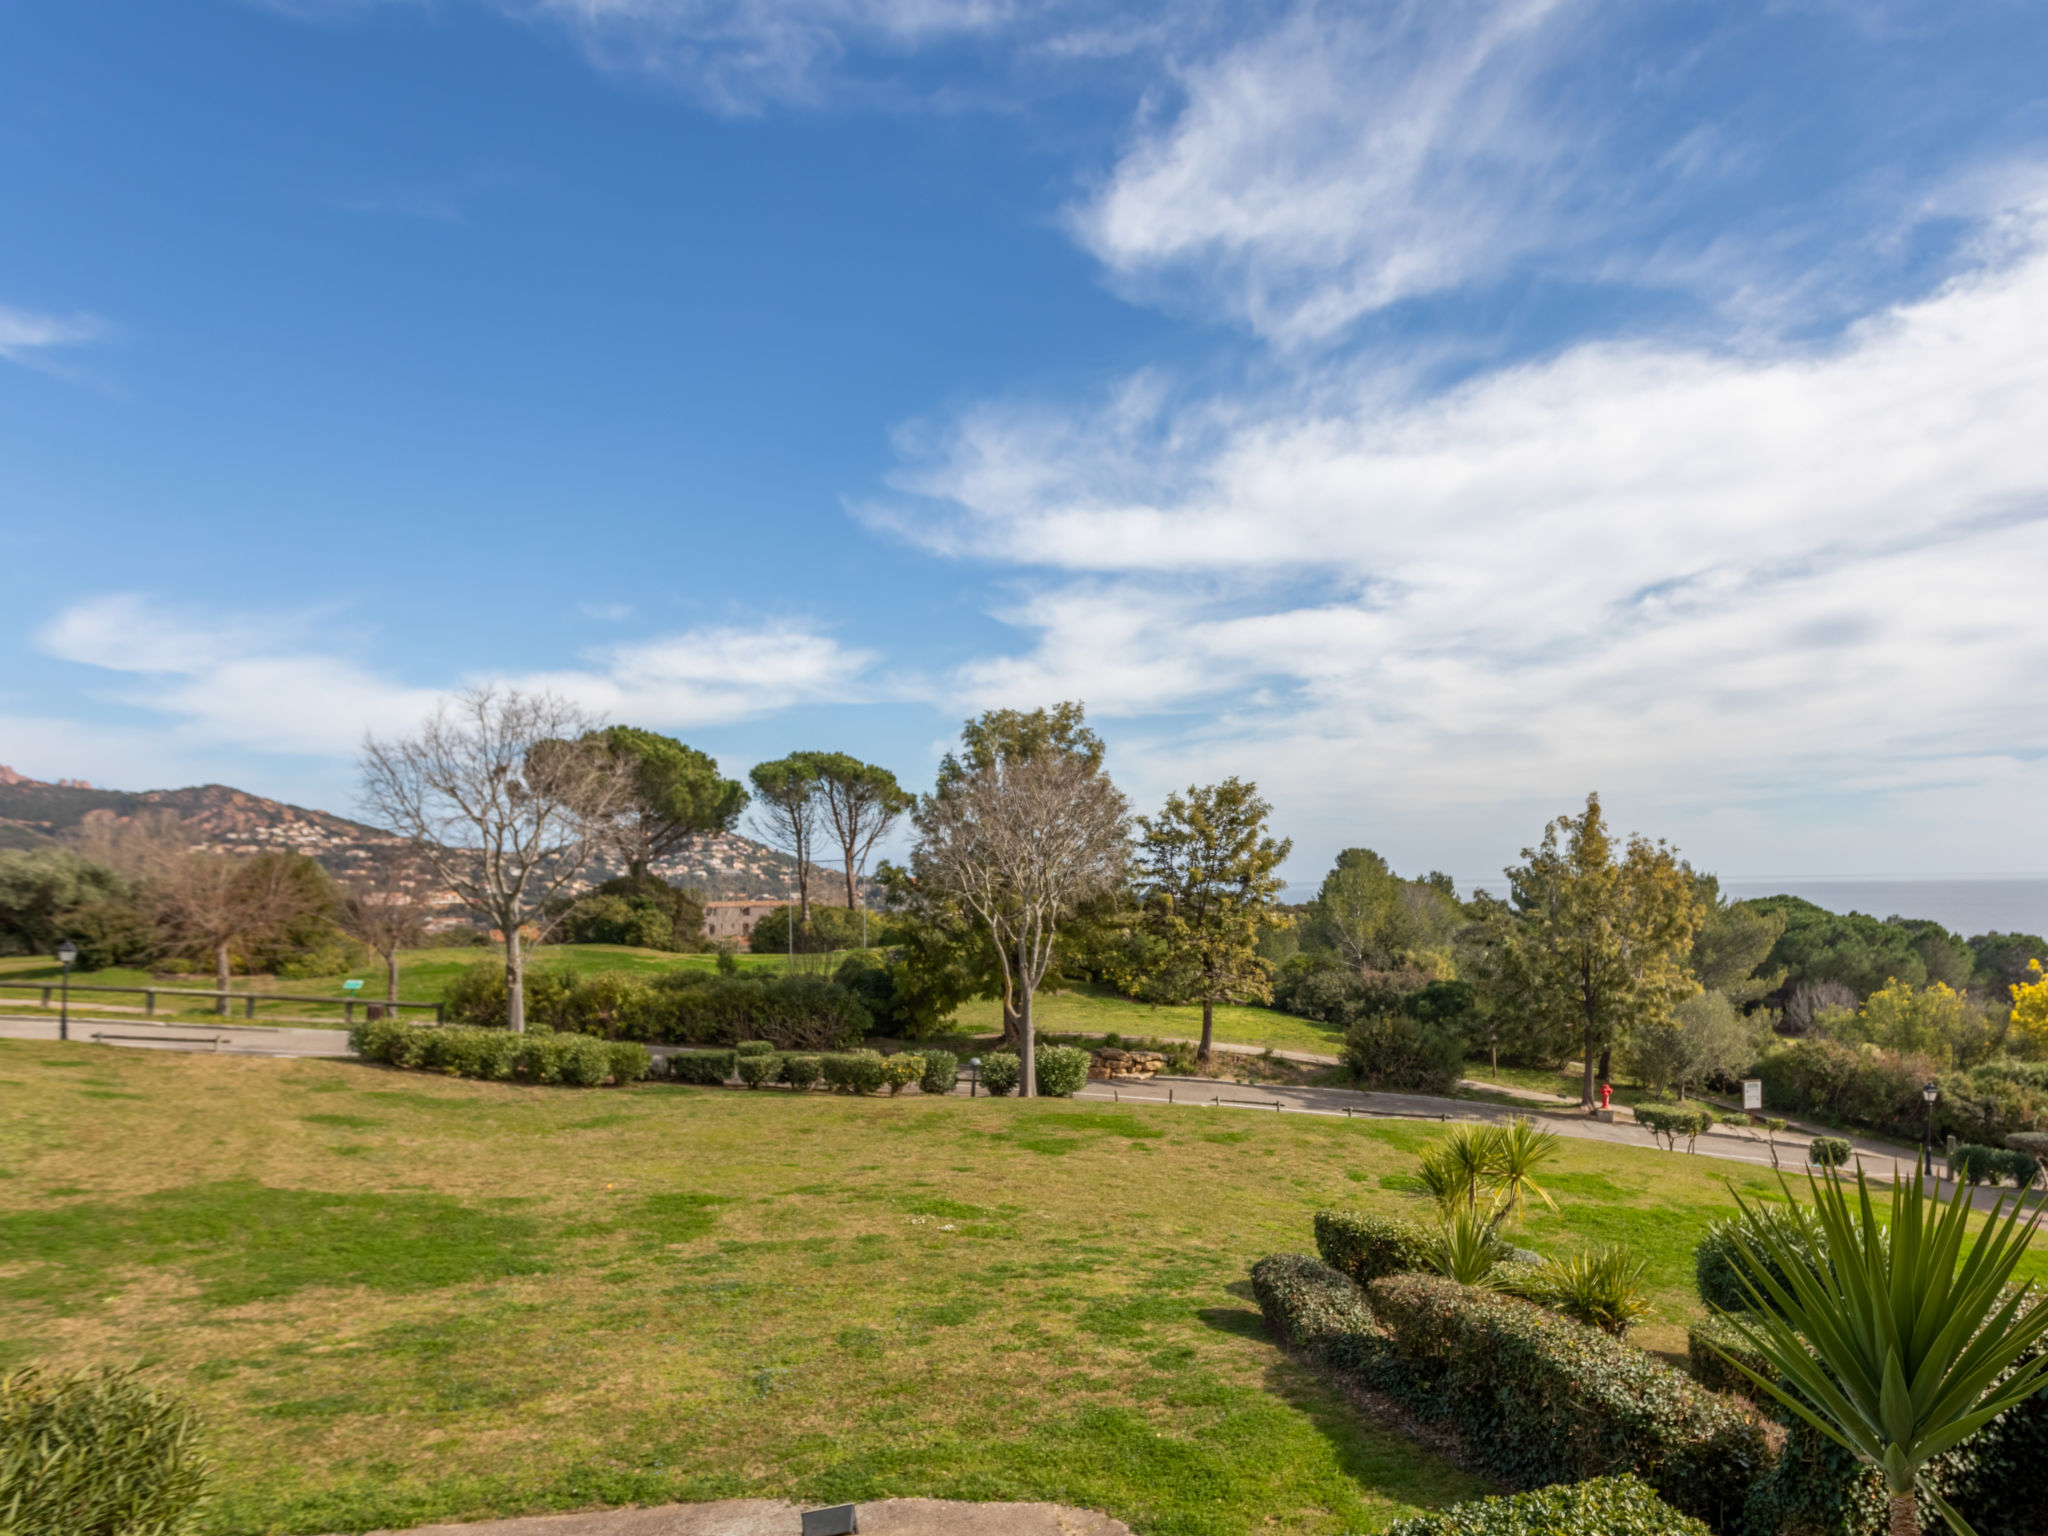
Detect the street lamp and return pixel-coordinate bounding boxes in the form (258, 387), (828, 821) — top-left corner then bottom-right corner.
(1921, 1080), (1940, 1179)
(55, 940), (77, 1043)
(968, 1057), (981, 1098)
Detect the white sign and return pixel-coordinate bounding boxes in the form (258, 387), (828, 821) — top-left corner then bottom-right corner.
(1743, 1078), (1763, 1111)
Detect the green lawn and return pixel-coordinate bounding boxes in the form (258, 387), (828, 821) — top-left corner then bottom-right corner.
(10, 1040), (2038, 1535)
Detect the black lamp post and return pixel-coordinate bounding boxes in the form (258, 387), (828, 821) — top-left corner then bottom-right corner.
(56, 939), (77, 1043)
(968, 1057), (981, 1098)
(1921, 1080), (1940, 1179)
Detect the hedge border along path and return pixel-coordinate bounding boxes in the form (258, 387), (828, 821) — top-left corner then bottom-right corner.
(1249, 1254), (1768, 1533)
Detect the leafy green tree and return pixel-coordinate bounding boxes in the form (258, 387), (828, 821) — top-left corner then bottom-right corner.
(1755, 896), (1936, 998)
(1690, 873), (1787, 1004)
(0, 848), (132, 958)
(747, 756), (824, 929)
(1622, 989), (1763, 1098)
(1304, 849), (1461, 973)
(1496, 793), (1702, 1106)
(807, 752), (913, 925)
(588, 726), (747, 880)
(1718, 1168), (2048, 1536)
(1888, 918), (1975, 991)
(937, 701), (1103, 789)
(1967, 930), (2047, 994)
(1132, 778), (1292, 1063)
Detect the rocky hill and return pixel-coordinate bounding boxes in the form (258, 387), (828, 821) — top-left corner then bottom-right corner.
(0, 767), (809, 899)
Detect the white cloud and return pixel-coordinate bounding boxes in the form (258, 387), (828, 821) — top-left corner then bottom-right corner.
(875, 196), (2048, 871)
(1069, 0), (1585, 343)
(0, 303), (106, 369)
(35, 595), (875, 756)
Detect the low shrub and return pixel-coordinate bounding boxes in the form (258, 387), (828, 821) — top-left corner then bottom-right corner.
(1340, 1011), (1463, 1094)
(668, 1050), (736, 1086)
(918, 1049), (958, 1096)
(1383, 1474), (1711, 1536)
(1686, 1316), (1772, 1401)
(735, 1039), (777, 1057)
(0, 1366), (210, 1536)
(1636, 1104), (1714, 1152)
(1248, 1253), (1390, 1375)
(820, 1050), (889, 1095)
(1313, 1210), (1436, 1285)
(978, 1053), (1021, 1096)
(880, 1053), (923, 1095)
(606, 1041), (652, 1084)
(1694, 1205), (1829, 1314)
(1809, 1135), (1852, 1168)
(735, 1051), (782, 1089)
(646, 971), (870, 1050)
(2007, 1130), (2048, 1159)
(1500, 1244), (1653, 1336)
(1951, 1142), (2004, 1184)
(1366, 1273), (1768, 1529)
(1994, 1147), (2041, 1188)
(519, 1032), (613, 1086)
(1035, 1044), (1090, 1098)
(779, 1054), (823, 1090)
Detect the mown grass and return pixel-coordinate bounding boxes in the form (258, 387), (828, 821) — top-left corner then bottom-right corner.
(14, 1040), (2041, 1534)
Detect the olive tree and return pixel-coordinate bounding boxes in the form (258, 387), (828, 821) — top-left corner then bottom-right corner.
(360, 686), (627, 1032)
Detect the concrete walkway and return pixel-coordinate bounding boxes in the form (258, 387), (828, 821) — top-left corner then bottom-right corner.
(358, 1499), (1129, 1536)
(0, 1012), (353, 1057)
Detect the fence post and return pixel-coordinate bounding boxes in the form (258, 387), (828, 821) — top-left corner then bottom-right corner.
(345, 1000), (354, 1026)
(42, 986), (52, 1007)
(434, 1003), (444, 1024)
(216, 989), (228, 1018)
(145, 989), (155, 1016)
(245, 995), (257, 1019)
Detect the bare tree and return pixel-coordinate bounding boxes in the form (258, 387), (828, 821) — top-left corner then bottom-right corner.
(335, 841), (432, 1010)
(912, 749), (1129, 1097)
(359, 687), (627, 1032)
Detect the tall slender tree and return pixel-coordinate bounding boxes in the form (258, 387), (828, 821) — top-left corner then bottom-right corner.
(747, 756), (823, 931)
(360, 687), (628, 1033)
(808, 752), (912, 929)
(587, 726), (747, 880)
(1496, 793), (1702, 1106)
(1133, 778), (1292, 1064)
(912, 704), (1129, 1095)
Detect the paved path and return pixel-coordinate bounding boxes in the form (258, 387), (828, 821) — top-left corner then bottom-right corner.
(0, 1012), (353, 1057)
(357, 1499), (1129, 1536)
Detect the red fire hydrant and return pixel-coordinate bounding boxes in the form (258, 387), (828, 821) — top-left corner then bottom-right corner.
(1599, 1082), (1614, 1112)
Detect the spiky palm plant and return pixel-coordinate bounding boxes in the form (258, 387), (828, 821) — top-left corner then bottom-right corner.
(1419, 1125), (1495, 1215)
(1715, 1168), (2048, 1536)
(1428, 1203), (1507, 1286)
(1484, 1117), (1560, 1224)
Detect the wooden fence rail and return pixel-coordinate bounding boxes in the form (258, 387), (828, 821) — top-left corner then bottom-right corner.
(0, 979), (443, 1024)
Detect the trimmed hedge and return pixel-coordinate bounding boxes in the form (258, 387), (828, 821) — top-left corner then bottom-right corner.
(735, 1039), (777, 1057)
(918, 1050), (958, 1096)
(735, 1051), (782, 1088)
(1384, 1475), (1711, 1536)
(0, 1366), (210, 1536)
(1694, 1205), (1829, 1314)
(606, 1041), (653, 1083)
(820, 1051), (889, 1095)
(779, 1054), (823, 1089)
(978, 1053), (1021, 1096)
(1313, 1210), (1435, 1285)
(1035, 1044), (1090, 1097)
(668, 1050), (735, 1086)
(1686, 1316), (1772, 1400)
(881, 1053), (923, 1094)
(1809, 1136), (1852, 1168)
(1366, 1273), (1768, 1530)
(352, 1019), (633, 1087)
(1249, 1253), (1388, 1373)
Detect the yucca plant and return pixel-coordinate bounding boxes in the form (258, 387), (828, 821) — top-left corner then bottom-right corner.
(1419, 1125), (1495, 1215)
(1428, 1203), (1506, 1286)
(1484, 1117), (1561, 1224)
(1414, 1118), (1561, 1225)
(0, 1365), (209, 1536)
(1503, 1244), (1653, 1335)
(1714, 1167), (2048, 1536)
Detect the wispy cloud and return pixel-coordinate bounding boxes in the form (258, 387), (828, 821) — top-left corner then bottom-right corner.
(36, 594), (876, 756)
(0, 303), (108, 372)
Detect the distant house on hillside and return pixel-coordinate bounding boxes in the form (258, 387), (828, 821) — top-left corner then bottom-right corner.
(701, 900), (787, 948)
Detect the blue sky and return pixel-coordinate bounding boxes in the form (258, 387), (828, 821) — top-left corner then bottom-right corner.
(4, 0), (2047, 891)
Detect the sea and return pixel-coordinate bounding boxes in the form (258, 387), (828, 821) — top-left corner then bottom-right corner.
(1453, 876), (2048, 939)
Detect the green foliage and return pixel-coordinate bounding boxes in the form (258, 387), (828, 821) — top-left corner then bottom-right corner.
(645, 971), (870, 1050)
(1384, 1475), (1712, 1536)
(0, 848), (134, 959)
(1427, 1205), (1510, 1286)
(1272, 954), (1418, 1026)
(1809, 1136), (1852, 1168)
(511, 1032), (613, 1086)
(1313, 1210), (1437, 1285)
(1249, 1252), (1385, 1363)
(0, 1366), (210, 1536)
(1412, 1120), (1561, 1225)
(1691, 876), (1788, 1005)
(556, 876), (705, 952)
(879, 1053), (923, 1094)
(54, 897), (161, 972)
(1499, 1244), (1653, 1336)
(748, 903), (875, 955)
(587, 725), (747, 879)
(667, 1050), (736, 1086)
(1968, 931), (2048, 995)
(1304, 848), (1461, 973)
(1695, 1205), (1830, 1314)
(1687, 1315), (1773, 1400)
(1949, 1144), (2004, 1186)
(777, 1054), (823, 1089)
(1034, 1044), (1089, 1097)
(1711, 1168), (2048, 1531)
(735, 1051), (782, 1088)
(820, 1050), (888, 1095)
(735, 1039), (776, 1057)
(1751, 896), (1970, 999)
(917, 1049), (958, 1096)
(1624, 990), (1763, 1099)
(1366, 1272), (1769, 1529)
(1341, 1011), (1463, 1093)
(350, 1020), (634, 1087)
(605, 1041), (652, 1083)
(977, 1052), (1020, 1096)
(1637, 1104), (1716, 1153)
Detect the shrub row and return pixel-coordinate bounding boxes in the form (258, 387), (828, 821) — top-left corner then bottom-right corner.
(1692, 1205), (1830, 1314)
(1753, 1040), (2048, 1145)
(1252, 1254), (1765, 1532)
(1, 1366), (210, 1536)
(665, 1047), (960, 1095)
(971, 1046), (1090, 1098)
(1313, 1210), (1436, 1285)
(352, 1019), (649, 1087)
(1384, 1475), (1712, 1536)
(443, 963), (869, 1051)
(1949, 1143), (2041, 1188)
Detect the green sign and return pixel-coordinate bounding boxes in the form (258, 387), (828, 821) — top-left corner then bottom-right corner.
(342, 979), (363, 993)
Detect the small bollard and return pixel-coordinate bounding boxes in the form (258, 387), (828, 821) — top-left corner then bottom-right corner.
(802, 1504), (859, 1536)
